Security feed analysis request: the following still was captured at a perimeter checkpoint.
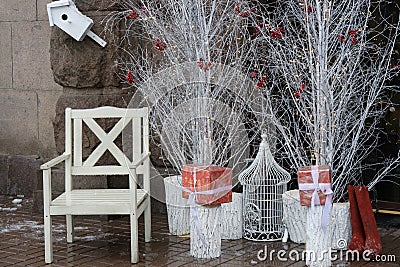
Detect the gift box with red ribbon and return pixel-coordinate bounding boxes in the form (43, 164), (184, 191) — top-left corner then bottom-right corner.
(298, 165), (332, 206)
(182, 164), (232, 205)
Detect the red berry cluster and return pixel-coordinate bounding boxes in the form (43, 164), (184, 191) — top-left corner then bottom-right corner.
(197, 58), (212, 72)
(235, 5), (254, 18)
(338, 30), (358, 45)
(126, 71), (134, 84)
(154, 39), (167, 51)
(303, 1), (313, 14)
(270, 27), (285, 39)
(348, 30), (357, 45)
(295, 83), (305, 98)
(256, 75), (268, 89)
(126, 9), (139, 19)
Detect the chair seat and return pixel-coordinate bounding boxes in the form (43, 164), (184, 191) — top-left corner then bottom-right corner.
(50, 189), (148, 216)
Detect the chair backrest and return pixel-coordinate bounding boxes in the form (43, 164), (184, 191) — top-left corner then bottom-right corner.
(64, 107), (149, 190)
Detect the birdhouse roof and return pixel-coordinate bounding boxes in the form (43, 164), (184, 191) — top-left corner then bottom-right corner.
(47, 0), (70, 26)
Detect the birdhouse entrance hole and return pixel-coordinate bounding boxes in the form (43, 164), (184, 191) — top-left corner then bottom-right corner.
(61, 14), (68, 21)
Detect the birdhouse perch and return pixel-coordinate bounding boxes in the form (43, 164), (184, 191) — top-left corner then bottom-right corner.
(47, 0), (106, 47)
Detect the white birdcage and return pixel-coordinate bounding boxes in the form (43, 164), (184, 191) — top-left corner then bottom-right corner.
(239, 134), (290, 241)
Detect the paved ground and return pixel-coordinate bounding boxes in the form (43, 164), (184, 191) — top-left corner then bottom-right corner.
(0, 195), (399, 266)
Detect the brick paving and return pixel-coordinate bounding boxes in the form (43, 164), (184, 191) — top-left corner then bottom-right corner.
(0, 195), (399, 266)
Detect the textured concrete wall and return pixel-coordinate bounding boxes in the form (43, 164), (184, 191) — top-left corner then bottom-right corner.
(0, 0), (63, 158)
(0, 1), (125, 200)
(0, 0), (122, 158)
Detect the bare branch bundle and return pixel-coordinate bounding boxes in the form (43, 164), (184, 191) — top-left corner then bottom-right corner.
(252, 0), (400, 200)
(103, 0), (271, 182)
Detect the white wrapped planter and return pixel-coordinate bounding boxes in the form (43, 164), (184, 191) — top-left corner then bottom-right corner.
(282, 190), (308, 243)
(220, 193), (242, 240)
(190, 205), (221, 259)
(283, 190), (351, 249)
(330, 202), (351, 250)
(164, 176), (190, 235)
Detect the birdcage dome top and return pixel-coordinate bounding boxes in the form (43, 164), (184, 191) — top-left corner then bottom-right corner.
(239, 134), (291, 186)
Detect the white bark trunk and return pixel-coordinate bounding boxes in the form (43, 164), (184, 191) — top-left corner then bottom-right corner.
(330, 202), (351, 250)
(306, 205), (333, 267)
(190, 205), (221, 259)
(282, 190), (308, 243)
(164, 176), (190, 235)
(220, 193), (242, 240)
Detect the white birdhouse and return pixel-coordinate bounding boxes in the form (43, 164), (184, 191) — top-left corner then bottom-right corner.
(47, 0), (106, 47)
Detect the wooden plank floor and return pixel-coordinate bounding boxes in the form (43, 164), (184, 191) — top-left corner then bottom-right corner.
(0, 195), (398, 266)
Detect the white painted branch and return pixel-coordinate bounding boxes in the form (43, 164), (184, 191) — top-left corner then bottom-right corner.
(251, 0), (400, 200)
(103, 0), (269, 186)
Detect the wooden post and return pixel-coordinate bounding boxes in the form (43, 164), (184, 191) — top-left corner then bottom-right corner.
(65, 108), (74, 243)
(190, 205), (221, 259)
(129, 170), (139, 264)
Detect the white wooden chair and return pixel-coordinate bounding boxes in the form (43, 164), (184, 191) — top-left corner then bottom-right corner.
(40, 106), (151, 264)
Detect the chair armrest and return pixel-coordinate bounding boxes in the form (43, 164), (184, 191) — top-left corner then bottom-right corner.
(129, 152), (151, 169)
(40, 153), (71, 170)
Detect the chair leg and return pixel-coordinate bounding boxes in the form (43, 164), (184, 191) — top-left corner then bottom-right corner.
(144, 199), (151, 243)
(66, 215), (74, 243)
(44, 214), (53, 263)
(130, 213), (139, 264)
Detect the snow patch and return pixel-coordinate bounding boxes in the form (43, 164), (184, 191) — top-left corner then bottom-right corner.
(12, 199), (22, 204)
(74, 226), (89, 230)
(75, 233), (113, 241)
(1, 207), (17, 212)
(0, 220), (41, 234)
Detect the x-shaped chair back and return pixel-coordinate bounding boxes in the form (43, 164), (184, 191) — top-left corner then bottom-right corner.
(66, 106), (149, 179)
